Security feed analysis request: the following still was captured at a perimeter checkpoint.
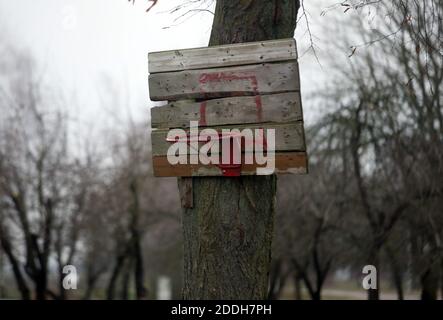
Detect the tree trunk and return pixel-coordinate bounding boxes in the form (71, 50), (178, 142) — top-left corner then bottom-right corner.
(267, 259), (283, 300)
(312, 244), (330, 301)
(106, 252), (127, 300)
(129, 180), (146, 300)
(83, 273), (100, 300)
(58, 266), (67, 300)
(441, 258), (443, 300)
(0, 234), (31, 300)
(367, 248), (380, 300)
(35, 272), (47, 300)
(392, 268), (404, 301)
(420, 260), (439, 300)
(311, 291), (321, 301)
(181, 0), (300, 300)
(0, 250), (4, 299)
(293, 272), (302, 300)
(133, 233), (147, 299)
(385, 245), (404, 300)
(267, 259), (290, 300)
(120, 257), (133, 300)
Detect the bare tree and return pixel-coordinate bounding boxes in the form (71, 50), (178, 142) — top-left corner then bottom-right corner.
(314, 0), (442, 299)
(0, 48), (92, 300)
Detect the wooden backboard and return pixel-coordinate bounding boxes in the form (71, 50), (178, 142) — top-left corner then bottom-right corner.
(148, 38), (307, 177)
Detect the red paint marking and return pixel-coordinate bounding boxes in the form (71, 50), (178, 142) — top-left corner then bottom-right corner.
(199, 71), (263, 123)
(257, 128), (268, 150)
(248, 75), (263, 122)
(199, 101), (207, 126)
(199, 72), (255, 83)
(195, 70), (266, 176)
(254, 95), (263, 122)
(165, 129), (268, 177)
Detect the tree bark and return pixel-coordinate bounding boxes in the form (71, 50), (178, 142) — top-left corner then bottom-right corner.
(83, 271), (100, 300)
(0, 232), (31, 300)
(267, 259), (283, 300)
(420, 260), (439, 300)
(367, 248), (380, 300)
(120, 257), (133, 300)
(133, 232), (147, 299)
(129, 180), (147, 300)
(441, 258), (443, 301)
(0, 250), (4, 299)
(58, 266), (67, 300)
(106, 252), (127, 300)
(293, 272), (303, 300)
(385, 245), (404, 300)
(182, 0), (300, 299)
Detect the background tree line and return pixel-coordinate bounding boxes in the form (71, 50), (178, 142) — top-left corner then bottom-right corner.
(272, 0), (442, 300)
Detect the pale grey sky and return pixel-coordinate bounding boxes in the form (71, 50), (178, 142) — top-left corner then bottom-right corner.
(0, 0), (352, 134)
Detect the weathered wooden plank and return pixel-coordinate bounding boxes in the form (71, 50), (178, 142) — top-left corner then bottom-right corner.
(152, 152), (308, 177)
(148, 38), (297, 74)
(151, 92), (302, 129)
(151, 122), (305, 156)
(148, 62), (299, 101)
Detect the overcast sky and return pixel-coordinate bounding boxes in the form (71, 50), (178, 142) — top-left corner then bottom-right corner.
(0, 0), (352, 134)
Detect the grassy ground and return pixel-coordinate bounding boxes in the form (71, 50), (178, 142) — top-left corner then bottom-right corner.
(1, 280), (440, 300)
(280, 281), (428, 300)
